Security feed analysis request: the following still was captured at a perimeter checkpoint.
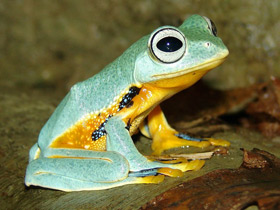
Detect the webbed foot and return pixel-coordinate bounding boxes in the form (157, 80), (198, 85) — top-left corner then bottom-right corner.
(143, 105), (230, 155)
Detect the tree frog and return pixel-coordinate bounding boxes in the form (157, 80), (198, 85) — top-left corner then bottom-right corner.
(25, 15), (229, 191)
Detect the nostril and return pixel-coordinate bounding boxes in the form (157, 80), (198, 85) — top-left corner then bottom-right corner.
(204, 42), (211, 48)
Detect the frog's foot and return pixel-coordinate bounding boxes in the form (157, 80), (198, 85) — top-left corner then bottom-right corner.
(129, 159), (204, 178)
(151, 131), (208, 155)
(146, 155), (205, 172)
(152, 131), (230, 155)
(144, 105), (230, 155)
(129, 167), (182, 178)
(157, 159), (205, 173)
(174, 133), (230, 148)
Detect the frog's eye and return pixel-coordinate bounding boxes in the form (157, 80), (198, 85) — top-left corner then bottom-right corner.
(203, 16), (217, 37)
(149, 27), (186, 63)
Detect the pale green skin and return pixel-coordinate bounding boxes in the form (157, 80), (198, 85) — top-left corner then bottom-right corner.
(25, 15), (229, 191)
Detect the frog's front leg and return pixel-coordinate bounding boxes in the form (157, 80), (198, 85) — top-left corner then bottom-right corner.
(141, 106), (230, 155)
(105, 116), (205, 176)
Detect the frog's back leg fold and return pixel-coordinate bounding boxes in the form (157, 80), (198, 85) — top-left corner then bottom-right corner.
(25, 150), (130, 191)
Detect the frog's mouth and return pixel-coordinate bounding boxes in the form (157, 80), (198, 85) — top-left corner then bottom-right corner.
(152, 53), (228, 80)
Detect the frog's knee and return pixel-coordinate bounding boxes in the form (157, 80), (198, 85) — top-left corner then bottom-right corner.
(25, 158), (42, 186)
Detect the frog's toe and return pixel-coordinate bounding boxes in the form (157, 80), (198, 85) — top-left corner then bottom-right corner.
(157, 168), (183, 177)
(188, 159), (205, 171)
(170, 159), (205, 172)
(134, 175), (165, 184)
(176, 133), (230, 147)
(205, 137), (230, 147)
(175, 133), (211, 148)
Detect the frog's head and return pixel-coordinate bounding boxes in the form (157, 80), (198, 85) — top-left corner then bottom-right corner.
(134, 15), (229, 88)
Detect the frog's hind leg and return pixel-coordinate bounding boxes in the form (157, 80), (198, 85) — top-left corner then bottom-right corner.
(25, 147), (169, 191)
(25, 150), (132, 191)
(144, 106), (230, 155)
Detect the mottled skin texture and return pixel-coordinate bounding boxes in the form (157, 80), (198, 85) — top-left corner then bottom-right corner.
(25, 15), (229, 191)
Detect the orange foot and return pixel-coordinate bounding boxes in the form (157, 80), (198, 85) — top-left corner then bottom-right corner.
(141, 105), (230, 155)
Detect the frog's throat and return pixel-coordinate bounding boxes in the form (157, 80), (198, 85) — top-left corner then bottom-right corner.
(152, 55), (228, 80)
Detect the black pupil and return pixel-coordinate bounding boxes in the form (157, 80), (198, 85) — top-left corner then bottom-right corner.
(156, 36), (182, 52)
